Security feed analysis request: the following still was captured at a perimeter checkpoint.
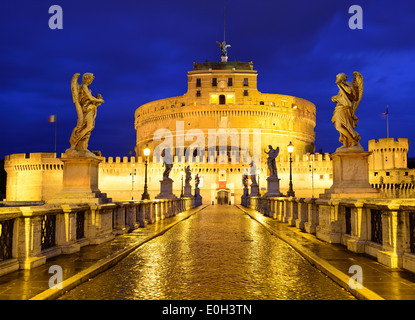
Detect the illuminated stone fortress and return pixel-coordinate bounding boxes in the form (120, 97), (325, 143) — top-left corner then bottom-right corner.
(134, 59), (319, 203)
(4, 59), (415, 203)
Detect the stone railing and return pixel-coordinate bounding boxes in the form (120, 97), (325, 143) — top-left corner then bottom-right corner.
(242, 196), (415, 273)
(0, 197), (199, 277)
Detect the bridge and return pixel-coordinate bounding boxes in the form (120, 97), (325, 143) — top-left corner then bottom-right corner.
(1, 197), (415, 302)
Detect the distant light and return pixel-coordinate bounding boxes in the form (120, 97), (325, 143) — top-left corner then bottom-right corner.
(143, 148), (150, 157)
(256, 169), (260, 175)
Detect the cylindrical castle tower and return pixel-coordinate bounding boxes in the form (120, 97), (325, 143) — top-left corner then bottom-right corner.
(135, 60), (316, 161)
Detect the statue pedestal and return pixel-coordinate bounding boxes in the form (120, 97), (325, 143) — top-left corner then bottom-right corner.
(156, 179), (177, 199)
(194, 187), (202, 206)
(48, 155), (111, 205)
(242, 187), (249, 197)
(263, 176), (283, 198)
(249, 183), (260, 197)
(194, 187), (201, 198)
(184, 184), (192, 197)
(321, 150), (379, 199)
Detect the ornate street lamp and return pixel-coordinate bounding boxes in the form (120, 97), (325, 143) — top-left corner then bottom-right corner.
(180, 169), (184, 198)
(287, 141), (295, 197)
(141, 146), (151, 200)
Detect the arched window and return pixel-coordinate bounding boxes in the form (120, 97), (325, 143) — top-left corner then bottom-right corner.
(219, 94), (226, 104)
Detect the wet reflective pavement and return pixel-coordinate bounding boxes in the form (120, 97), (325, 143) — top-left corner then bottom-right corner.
(59, 205), (355, 300)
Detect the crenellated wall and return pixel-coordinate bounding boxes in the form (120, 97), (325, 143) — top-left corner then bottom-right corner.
(4, 138), (413, 203)
(4, 151), (333, 203)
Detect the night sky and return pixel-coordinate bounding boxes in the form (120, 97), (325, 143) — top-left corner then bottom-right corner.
(1, 0), (414, 159)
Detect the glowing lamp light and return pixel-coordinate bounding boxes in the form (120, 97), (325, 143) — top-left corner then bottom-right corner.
(287, 141), (294, 154)
(143, 147), (150, 157)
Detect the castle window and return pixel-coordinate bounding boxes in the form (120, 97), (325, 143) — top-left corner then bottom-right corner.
(210, 94), (219, 104)
(270, 102), (275, 106)
(386, 172), (390, 177)
(374, 172), (378, 176)
(226, 94), (235, 104)
(212, 78), (217, 87)
(196, 90), (201, 97)
(219, 94), (226, 105)
(196, 78), (201, 87)
(405, 172), (409, 176)
(228, 78), (233, 86)
(243, 90), (248, 96)
(260, 101), (264, 105)
(243, 78), (249, 86)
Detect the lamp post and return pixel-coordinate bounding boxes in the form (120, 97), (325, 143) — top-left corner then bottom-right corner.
(180, 169), (184, 198)
(141, 146), (151, 200)
(130, 164), (136, 200)
(308, 154), (315, 198)
(287, 141), (295, 197)
(257, 168), (261, 196)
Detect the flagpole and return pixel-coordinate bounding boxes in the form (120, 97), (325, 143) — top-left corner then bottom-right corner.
(54, 114), (57, 154)
(386, 105), (389, 138)
(386, 112), (389, 138)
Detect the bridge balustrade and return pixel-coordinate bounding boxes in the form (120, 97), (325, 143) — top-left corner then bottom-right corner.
(0, 197), (200, 277)
(241, 196), (415, 273)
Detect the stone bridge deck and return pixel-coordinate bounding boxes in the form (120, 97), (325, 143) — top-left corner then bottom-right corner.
(0, 204), (415, 300)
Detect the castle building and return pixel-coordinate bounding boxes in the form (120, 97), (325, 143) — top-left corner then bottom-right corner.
(135, 60), (316, 159)
(3, 58), (414, 203)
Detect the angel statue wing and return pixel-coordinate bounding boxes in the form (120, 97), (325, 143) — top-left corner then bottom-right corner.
(216, 41), (222, 49)
(71, 73), (83, 126)
(352, 71), (364, 116)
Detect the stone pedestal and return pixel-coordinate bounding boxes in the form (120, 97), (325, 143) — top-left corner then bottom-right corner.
(263, 176), (283, 198)
(321, 150), (379, 199)
(48, 155), (111, 204)
(249, 183), (260, 197)
(156, 178), (177, 199)
(194, 187), (201, 198)
(242, 187), (249, 197)
(194, 187), (202, 206)
(184, 184), (192, 197)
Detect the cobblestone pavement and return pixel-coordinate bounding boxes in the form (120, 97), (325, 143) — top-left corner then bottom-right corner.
(59, 205), (355, 300)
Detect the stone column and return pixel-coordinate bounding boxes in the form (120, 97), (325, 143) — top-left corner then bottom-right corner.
(378, 204), (404, 268)
(346, 202), (368, 253)
(295, 198), (307, 230)
(304, 199), (317, 234)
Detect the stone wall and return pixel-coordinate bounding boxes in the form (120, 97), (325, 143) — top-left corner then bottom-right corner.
(4, 152), (334, 203)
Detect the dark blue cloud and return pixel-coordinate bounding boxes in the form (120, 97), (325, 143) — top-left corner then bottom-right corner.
(1, 0), (414, 158)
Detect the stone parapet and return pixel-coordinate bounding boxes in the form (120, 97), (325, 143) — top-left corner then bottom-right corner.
(0, 197), (200, 277)
(241, 196), (415, 273)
